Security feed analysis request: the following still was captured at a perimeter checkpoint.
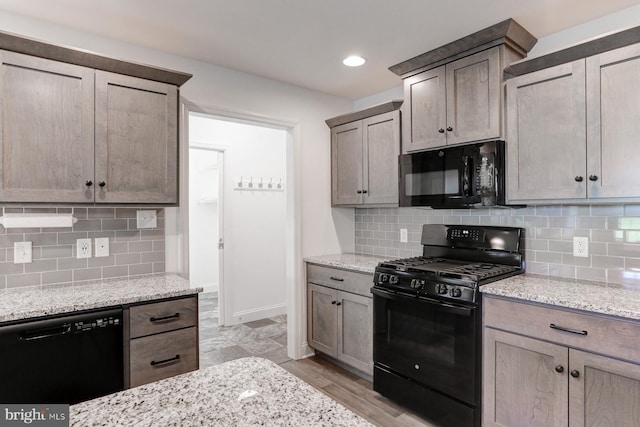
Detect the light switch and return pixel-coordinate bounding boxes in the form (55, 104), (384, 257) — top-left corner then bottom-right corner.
(95, 237), (109, 257)
(136, 210), (157, 229)
(14, 241), (32, 264)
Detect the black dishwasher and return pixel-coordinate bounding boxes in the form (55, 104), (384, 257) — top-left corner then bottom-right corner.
(0, 308), (124, 404)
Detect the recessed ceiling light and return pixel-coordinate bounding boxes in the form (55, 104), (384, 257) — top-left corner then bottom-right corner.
(343, 55), (366, 67)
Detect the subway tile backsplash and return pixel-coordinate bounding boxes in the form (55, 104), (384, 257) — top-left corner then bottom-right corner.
(354, 205), (640, 287)
(0, 207), (164, 289)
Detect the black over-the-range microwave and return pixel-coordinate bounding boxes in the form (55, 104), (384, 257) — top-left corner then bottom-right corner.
(399, 140), (507, 208)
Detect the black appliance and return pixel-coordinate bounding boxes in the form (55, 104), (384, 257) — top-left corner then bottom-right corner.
(399, 140), (506, 208)
(0, 307), (124, 404)
(372, 224), (524, 426)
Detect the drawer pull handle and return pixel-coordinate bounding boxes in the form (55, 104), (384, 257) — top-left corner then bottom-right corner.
(150, 313), (181, 322)
(329, 276), (344, 282)
(550, 323), (587, 336)
(150, 354), (181, 366)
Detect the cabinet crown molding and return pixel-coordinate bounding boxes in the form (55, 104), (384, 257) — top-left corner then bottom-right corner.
(325, 100), (403, 128)
(505, 25), (640, 77)
(0, 29), (192, 86)
(389, 18), (537, 78)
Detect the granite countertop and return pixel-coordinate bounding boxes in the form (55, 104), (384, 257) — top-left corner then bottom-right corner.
(304, 253), (388, 274)
(71, 357), (372, 427)
(0, 273), (202, 324)
(482, 274), (640, 321)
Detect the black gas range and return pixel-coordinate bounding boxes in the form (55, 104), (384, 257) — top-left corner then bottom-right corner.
(372, 224), (524, 427)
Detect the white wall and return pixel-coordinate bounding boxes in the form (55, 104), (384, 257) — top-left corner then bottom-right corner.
(529, 3), (640, 58)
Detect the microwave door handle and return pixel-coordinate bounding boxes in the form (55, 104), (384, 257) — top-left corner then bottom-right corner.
(462, 156), (473, 196)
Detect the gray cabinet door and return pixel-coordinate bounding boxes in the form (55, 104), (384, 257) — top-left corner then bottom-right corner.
(336, 290), (372, 375)
(506, 60), (587, 202)
(331, 121), (363, 205)
(362, 111), (399, 205)
(402, 65), (446, 153)
(95, 71), (178, 204)
(569, 349), (640, 427)
(587, 43), (640, 199)
(483, 328), (568, 427)
(307, 283), (338, 357)
(0, 51), (95, 203)
(446, 47), (500, 145)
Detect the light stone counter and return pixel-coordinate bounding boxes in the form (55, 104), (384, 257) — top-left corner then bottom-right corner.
(304, 253), (388, 274)
(71, 357), (372, 427)
(0, 274), (202, 323)
(481, 274), (640, 320)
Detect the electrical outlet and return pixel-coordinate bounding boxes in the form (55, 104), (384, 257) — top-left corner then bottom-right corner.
(95, 237), (109, 257)
(573, 236), (589, 258)
(14, 241), (32, 264)
(400, 228), (408, 243)
(137, 210), (157, 229)
(77, 238), (92, 259)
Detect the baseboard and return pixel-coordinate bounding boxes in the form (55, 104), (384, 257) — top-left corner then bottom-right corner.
(231, 303), (286, 324)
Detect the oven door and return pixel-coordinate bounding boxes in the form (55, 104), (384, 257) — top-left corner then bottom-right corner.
(372, 286), (479, 405)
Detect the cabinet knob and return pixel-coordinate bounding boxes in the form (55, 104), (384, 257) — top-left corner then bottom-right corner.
(588, 175), (598, 182)
(574, 176), (584, 182)
(336, 302), (342, 306)
(331, 300), (337, 305)
(357, 190), (362, 194)
(438, 128), (445, 133)
(446, 126), (453, 132)
(362, 190), (368, 194)
(570, 370), (580, 378)
(85, 180), (93, 187)
(98, 181), (106, 188)
(555, 365), (564, 373)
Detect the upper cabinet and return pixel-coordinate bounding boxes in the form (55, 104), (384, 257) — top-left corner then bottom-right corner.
(505, 27), (640, 204)
(403, 47), (501, 151)
(95, 71), (178, 204)
(327, 101), (402, 207)
(390, 19), (537, 154)
(0, 51), (95, 203)
(0, 31), (191, 205)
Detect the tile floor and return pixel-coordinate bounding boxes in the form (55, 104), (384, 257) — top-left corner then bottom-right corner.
(198, 292), (290, 368)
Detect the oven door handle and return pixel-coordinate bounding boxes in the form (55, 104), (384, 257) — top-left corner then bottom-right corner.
(371, 287), (474, 317)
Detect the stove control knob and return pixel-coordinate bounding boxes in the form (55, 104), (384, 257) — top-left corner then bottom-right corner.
(389, 275), (399, 285)
(378, 274), (388, 284)
(449, 288), (462, 298)
(435, 284), (448, 294)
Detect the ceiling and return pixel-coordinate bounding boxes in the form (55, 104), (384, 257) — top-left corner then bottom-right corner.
(0, 0), (638, 100)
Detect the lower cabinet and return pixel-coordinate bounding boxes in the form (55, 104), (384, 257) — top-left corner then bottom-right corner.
(126, 295), (199, 387)
(306, 264), (373, 376)
(483, 295), (640, 426)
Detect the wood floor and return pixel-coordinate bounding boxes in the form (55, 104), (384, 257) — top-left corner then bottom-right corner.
(280, 356), (437, 427)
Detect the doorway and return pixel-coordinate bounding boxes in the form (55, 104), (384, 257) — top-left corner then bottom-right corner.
(188, 112), (288, 325)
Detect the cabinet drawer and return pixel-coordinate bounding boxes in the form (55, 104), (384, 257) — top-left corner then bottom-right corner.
(307, 264), (374, 297)
(484, 296), (640, 363)
(129, 296), (197, 338)
(129, 327), (198, 387)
